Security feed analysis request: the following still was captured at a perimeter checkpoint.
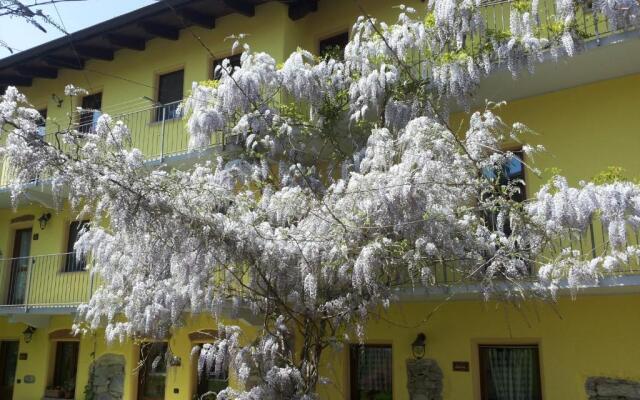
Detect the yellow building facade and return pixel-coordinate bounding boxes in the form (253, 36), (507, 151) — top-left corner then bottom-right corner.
(0, 0), (640, 399)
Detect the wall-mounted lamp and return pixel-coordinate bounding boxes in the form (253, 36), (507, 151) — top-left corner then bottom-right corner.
(412, 333), (426, 360)
(38, 213), (51, 230)
(23, 326), (36, 343)
(168, 355), (182, 367)
(51, 93), (64, 108)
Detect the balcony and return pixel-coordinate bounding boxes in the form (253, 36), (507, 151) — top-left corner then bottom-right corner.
(0, 224), (637, 313)
(0, 99), (227, 190)
(396, 220), (640, 299)
(477, 0), (631, 47)
(0, 253), (95, 313)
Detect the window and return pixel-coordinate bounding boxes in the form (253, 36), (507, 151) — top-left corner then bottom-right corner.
(36, 108), (47, 136)
(155, 69), (184, 121)
(482, 150), (525, 233)
(8, 228), (32, 305)
(0, 341), (19, 400)
(79, 93), (102, 133)
(482, 150), (525, 202)
(479, 345), (542, 400)
(349, 344), (393, 400)
(52, 341), (79, 393)
(212, 54), (242, 81)
(195, 351), (228, 399)
(64, 220), (89, 272)
(191, 332), (228, 400)
(319, 32), (349, 59)
(138, 342), (168, 400)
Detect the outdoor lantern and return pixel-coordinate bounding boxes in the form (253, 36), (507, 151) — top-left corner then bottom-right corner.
(23, 326), (36, 343)
(38, 213), (51, 230)
(412, 333), (426, 359)
(51, 93), (64, 108)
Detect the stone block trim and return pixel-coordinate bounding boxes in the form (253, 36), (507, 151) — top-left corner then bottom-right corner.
(586, 376), (640, 400)
(91, 354), (125, 400)
(407, 358), (443, 400)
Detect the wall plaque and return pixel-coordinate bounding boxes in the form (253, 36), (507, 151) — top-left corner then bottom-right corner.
(452, 361), (469, 371)
(23, 375), (35, 383)
(18, 353), (28, 360)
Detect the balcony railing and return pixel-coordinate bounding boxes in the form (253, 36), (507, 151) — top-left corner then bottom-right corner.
(476, 0), (636, 48)
(0, 100), (226, 187)
(397, 220), (640, 288)
(0, 253), (94, 310)
(115, 100), (225, 161)
(0, 224), (637, 312)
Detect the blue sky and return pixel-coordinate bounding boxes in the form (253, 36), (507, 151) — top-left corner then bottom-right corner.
(0, 0), (155, 59)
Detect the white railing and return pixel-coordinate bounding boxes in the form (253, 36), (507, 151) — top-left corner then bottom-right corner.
(0, 253), (95, 309)
(0, 100), (228, 187)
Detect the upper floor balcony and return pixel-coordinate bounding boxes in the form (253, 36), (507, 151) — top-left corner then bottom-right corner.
(0, 252), (95, 314)
(478, 0), (623, 45)
(397, 219), (640, 300)
(0, 99), (227, 200)
(0, 218), (638, 314)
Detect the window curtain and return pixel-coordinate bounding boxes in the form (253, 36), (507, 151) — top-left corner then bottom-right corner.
(488, 347), (535, 400)
(358, 347), (392, 393)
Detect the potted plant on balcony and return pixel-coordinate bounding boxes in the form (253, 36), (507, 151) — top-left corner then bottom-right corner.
(44, 385), (64, 398)
(62, 379), (75, 399)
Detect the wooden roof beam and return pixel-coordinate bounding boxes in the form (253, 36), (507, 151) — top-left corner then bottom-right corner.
(106, 34), (146, 51)
(43, 56), (84, 70)
(17, 66), (58, 79)
(140, 22), (180, 40)
(288, 0), (318, 20)
(223, 0), (255, 17)
(75, 46), (115, 61)
(0, 75), (32, 86)
(179, 8), (216, 29)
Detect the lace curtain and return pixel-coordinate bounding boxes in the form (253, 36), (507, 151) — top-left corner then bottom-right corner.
(358, 346), (392, 393)
(488, 347), (537, 400)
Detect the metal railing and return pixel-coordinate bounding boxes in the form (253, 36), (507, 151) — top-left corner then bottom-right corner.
(117, 100), (221, 161)
(474, 0), (636, 49)
(0, 100), (226, 187)
(0, 253), (94, 309)
(50, 100), (224, 161)
(0, 223), (637, 311)
(396, 219), (640, 287)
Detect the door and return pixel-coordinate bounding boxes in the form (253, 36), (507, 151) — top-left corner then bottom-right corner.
(7, 228), (32, 305)
(52, 341), (80, 395)
(138, 342), (167, 400)
(79, 93), (102, 133)
(0, 341), (19, 399)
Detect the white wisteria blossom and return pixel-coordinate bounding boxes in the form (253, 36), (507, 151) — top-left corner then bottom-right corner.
(1, 2), (640, 399)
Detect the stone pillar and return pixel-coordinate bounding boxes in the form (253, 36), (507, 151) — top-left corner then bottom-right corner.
(586, 376), (640, 399)
(90, 354), (125, 400)
(406, 358), (443, 400)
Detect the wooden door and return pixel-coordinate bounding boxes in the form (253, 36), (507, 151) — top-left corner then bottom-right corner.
(0, 341), (19, 399)
(79, 92), (102, 133)
(137, 342), (167, 400)
(7, 228), (32, 305)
